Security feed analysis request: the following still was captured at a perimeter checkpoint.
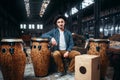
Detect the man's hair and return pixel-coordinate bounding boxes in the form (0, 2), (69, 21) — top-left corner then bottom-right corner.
(53, 15), (67, 25)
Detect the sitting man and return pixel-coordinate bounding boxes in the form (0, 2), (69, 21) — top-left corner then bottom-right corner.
(41, 15), (80, 77)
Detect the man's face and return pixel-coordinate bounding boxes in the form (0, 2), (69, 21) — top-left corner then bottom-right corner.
(56, 18), (65, 30)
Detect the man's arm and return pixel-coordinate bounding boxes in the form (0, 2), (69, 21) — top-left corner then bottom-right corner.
(41, 29), (57, 46)
(41, 29), (54, 41)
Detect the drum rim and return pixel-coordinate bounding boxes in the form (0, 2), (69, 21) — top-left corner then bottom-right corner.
(31, 37), (49, 42)
(1, 39), (23, 42)
(89, 38), (110, 42)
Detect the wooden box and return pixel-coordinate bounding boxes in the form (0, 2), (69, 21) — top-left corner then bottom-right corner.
(75, 54), (100, 80)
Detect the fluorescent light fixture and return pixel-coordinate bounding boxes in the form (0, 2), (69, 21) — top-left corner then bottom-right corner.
(37, 24), (43, 29)
(39, 0), (50, 17)
(40, 24), (43, 29)
(71, 7), (78, 15)
(32, 24), (35, 29)
(20, 24), (23, 29)
(20, 24), (26, 29)
(37, 24), (40, 29)
(24, 24), (26, 29)
(24, 0), (30, 17)
(29, 24), (32, 29)
(100, 28), (103, 32)
(82, 0), (94, 9)
(64, 13), (69, 18)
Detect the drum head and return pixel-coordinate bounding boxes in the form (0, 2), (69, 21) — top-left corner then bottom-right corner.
(1, 39), (23, 43)
(31, 37), (49, 42)
(89, 38), (110, 42)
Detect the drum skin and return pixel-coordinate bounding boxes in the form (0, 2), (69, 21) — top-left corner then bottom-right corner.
(31, 40), (51, 77)
(87, 39), (109, 79)
(0, 40), (26, 80)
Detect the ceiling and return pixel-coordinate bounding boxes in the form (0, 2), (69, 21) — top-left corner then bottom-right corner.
(82, 0), (120, 17)
(28, 0), (83, 25)
(0, 0), (120, 24)
(40, 0), (82, 24)
(0, 0), (26, 22)
(0, 0), (81, 23)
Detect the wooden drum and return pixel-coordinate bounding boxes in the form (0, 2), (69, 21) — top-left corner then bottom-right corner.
(0, 39), (26, 80)
(87, 39), (110, 79)
(31, 37), (51, 77)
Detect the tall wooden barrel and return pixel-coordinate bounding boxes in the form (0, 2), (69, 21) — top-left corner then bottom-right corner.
(31, 37), (51, 77)
(87, 39), (110, 79)
(0, 39), (26, 80)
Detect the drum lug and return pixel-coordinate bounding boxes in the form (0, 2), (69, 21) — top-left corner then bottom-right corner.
(23, 48), (26, 53)
(9, 42), (15, 46)
(9, 48), (14, 55)
(38, 45), (41, 50)
(23, 48), (27, 54)
(1, 48), (6, 54)
(23, 48), (28, 57)
(48, 45), (51, 50)
(96, 46), (100, 52)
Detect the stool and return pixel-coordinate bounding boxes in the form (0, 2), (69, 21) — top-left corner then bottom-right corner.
(63, 58), (70, 73)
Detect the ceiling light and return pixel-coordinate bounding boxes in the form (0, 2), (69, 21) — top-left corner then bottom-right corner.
(82, 0), (94, 9)
(39, 0), (50, 17)
(24, 0), (30, 17)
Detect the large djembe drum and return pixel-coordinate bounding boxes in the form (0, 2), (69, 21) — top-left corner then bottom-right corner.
(87, 38), (110, 79)
(0, 39), (26, 80)
(31, 37), (51, 77)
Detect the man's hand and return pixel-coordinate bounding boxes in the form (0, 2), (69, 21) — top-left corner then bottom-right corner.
(64, 51), (69, 58)
(51, 38), (57, 46)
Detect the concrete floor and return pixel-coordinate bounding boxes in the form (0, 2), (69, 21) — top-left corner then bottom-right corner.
(0, 63), (114, 80)
(24, 63), (75, 80)
(0, 63), (75, 80)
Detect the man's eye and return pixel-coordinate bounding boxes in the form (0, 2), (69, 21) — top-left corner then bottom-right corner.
(61, 21), (63, 23)
(57, 21), (63, 23)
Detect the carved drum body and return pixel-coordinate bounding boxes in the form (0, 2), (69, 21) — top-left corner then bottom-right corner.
(0, 39), (26, 80)
(87, 39), (110, 79)
(31, 38), (51, 77)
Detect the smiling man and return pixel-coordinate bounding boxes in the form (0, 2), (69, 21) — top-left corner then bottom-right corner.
(41, 15), (80, 77)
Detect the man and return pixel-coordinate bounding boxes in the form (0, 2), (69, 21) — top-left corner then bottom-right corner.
(41, 15), (80, 76)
